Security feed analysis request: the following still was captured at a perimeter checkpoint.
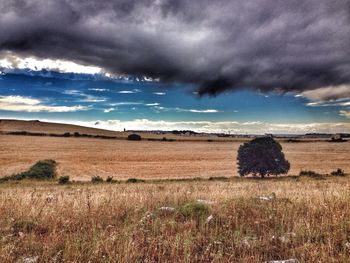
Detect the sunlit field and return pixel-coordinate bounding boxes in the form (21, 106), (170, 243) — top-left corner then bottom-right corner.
(1, 0), (349, 262)
(0, 134), (350, 262)
(1, 176), (350, 262)
(1, 135), (349, 181)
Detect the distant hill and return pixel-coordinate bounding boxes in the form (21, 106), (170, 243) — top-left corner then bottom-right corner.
(0, 119), (238, 142)
(0, 119), (119, 137)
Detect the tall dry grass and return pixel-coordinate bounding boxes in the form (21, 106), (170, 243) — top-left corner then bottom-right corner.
(1, 176), (350, 262)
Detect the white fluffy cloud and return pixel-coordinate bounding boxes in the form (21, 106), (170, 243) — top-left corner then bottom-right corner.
(103, 108), (116, 113)
(299, 85), (350, 101)
(65, 119), (350, 134)
(0, 95), (87, 112)
(297, 85), (350, 107)
(117, 89), (141, 94)
(188, 109), (220, 113)
(340, 111), (350, 119)
(152, 106), (221, 113)
(0, 51), (102, 74)
(63, 90), (106, 102)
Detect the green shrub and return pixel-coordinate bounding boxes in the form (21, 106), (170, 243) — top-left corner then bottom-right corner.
(179, 201), (209, 219)
(330, 168), (345, 176)
(0, 176), (12, 183)
(126, 178), (145, 183)
(20, 159), (57, 179)
(91, 176), (104, 183)
(58, 176), (70, 184)
(0, 160), (57, 183)
(299, 170), (322, 177)
(106, 176), (113, 183)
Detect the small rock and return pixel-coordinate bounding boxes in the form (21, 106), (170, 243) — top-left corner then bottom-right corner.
(158, 206), (176, 216)
(158, 206), (175, 212)
(16, 256), (39, 263)
(206, 215), (214, 224)
(265, 259), (299, 263)
(257, 193), (276, 202)
(345, 242), (350, 248)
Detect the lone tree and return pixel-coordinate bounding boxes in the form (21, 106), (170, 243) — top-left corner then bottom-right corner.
(237, 137), (290, 178)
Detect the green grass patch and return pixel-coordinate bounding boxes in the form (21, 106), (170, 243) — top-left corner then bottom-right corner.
(0, 160), (57, 183)
(179, 201), (209, 219)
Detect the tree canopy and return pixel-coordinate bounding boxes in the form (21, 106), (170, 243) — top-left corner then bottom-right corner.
(237, 137), (290, 178)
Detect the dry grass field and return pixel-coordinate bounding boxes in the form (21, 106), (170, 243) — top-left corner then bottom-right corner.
(1, 177), (350, 262)
(1, 121), (350, 262)
(0, 134), (349, 181)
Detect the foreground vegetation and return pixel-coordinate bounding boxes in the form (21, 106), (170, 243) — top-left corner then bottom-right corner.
(0, 176), (350, 262)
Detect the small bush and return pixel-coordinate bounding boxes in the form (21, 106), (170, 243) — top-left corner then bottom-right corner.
(331, 168), (345, 176)
(1, 160), (57, 183)
(299, 170), (322, 177)
(0, 176), (12, 183)
(127, 133), (142, 141)
(126, 178), (145, 183)
(179, 201), (209, 219)
(58, 176), (70, 184)
(91, 176), (104, 183)
(22, 159), (57, 179)
(106, 176), (113, 183)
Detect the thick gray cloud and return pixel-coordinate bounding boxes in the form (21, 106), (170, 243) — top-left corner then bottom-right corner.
(0, 0), (349, 95)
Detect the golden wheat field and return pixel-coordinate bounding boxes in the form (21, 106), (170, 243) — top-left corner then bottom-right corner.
(1, 177), (350, 262)
(1, 133), (350, 262)
(0, 134), (350, 181)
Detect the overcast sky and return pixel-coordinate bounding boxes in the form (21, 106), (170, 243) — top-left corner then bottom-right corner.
(0, 0), (349, 133)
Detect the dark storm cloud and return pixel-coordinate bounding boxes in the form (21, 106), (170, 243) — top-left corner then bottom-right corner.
(0, 0), (349, 95)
